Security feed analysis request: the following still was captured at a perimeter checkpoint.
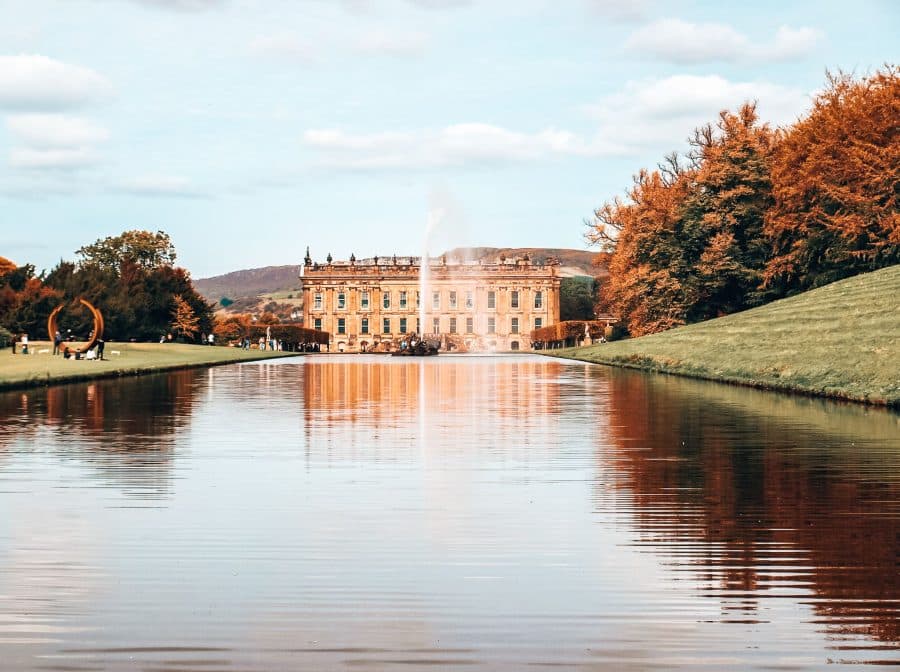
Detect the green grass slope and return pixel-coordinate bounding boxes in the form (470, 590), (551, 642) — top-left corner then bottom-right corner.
(551, 265), (900, 407)
(0, 342), (297, 392)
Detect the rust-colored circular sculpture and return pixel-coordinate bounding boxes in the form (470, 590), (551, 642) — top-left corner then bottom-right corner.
(48, 298), (105, 353)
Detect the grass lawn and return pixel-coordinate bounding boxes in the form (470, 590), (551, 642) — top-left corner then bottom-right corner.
(0, 342), (298, 391)
(549, 265), (900, 407)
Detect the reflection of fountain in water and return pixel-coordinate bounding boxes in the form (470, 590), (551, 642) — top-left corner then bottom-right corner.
(418, 207), (444, 450)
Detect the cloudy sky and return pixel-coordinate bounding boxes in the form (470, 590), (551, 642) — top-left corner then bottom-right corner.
(1, 0), (897, 277)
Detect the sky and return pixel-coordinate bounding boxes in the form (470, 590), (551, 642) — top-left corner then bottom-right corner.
(0, 0), (897, 278)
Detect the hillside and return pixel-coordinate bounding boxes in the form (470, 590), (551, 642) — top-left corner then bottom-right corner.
(196, 248), (600, 311)
(443, 247), (600, 278)
(550, 265), (900, 407)
(194, 265), (301, 304)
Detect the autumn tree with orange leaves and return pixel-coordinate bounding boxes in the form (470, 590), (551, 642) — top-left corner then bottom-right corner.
(588, 66), (898, 337)
(764, 66), (899, 294)
(589, 104), (774, 336)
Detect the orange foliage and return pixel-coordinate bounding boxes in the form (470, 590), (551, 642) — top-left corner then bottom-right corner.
(764, 66), (900, 291)
(592, 169), (696, 336)
(587, 67), (898, 336)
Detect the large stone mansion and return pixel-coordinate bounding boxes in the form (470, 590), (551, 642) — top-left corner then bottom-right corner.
(299, 251), (561, 353)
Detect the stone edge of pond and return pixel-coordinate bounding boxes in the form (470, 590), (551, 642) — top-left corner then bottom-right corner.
(0, 351), (304, 394)
(541, 350), (899, 409)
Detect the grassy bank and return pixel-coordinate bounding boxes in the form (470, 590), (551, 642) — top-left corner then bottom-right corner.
(0, 342), (299, 392)
(549, 265), (900, 407)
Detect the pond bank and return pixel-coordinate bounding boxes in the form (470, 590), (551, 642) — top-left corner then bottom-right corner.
(0, 342), (299, 392)
(545, 265), (900, 408)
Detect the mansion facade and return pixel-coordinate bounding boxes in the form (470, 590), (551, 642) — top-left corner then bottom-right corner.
(299, 252), (561, 353)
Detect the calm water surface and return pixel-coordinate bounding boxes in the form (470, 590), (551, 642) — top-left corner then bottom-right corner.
(1, 354), (898, 670)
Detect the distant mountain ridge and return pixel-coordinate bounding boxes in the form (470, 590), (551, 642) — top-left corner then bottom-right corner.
(194, 265), (301, 303)
(194, 248), (600, 305)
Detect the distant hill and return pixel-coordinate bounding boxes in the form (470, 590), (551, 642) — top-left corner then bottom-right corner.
(443, 247), (601, 278)
(195, 248), (602, 311)
(194, 265), (301, 304)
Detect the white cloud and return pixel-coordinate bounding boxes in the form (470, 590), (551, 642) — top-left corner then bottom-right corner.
(625, 19), (823, 64)
(303, 123), (622, 169)
(133, 0), (226, 9)
(9, 147), (100, 169)
(586, 74), (809, 151)
(585, 0), (650, 22)
(117, 175), (206, 197)
(407, 0), (470, 8)
(6, 114), (109, 148)
(249, 33), (314, 60)
(305, 74), (812, 171)
(356, 30), (429, 56)
(0, 55), (111, 110)
(770, 26), (823, 61)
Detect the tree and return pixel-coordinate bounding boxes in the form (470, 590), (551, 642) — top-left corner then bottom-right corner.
(213, 313), (251, 342)
(77, 230), (176, 272)
(588, 167), (696, 336)
(680, 103), (774, 319)
(764, 66), (900, 294)
(586, 104), (775, 335)
(171, 295), (200, 341)
(560, 276), (597, 321)
(0, 261), (62, 335)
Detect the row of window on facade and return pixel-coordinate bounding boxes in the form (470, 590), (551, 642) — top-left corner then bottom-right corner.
(312, 316), (544, 336)
(312, 289), (544, 312)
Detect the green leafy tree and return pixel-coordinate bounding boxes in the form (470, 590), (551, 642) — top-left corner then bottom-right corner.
(43, 232), (214, 342)
(77, 230), (176, 272)
(560, 276), (597, 321)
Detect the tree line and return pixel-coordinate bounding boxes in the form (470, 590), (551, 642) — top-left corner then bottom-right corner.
(587, 66), (898, 337)
(0, 231), (214, 342)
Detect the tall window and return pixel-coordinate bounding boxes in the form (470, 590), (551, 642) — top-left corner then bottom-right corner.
(511, 317), (519, 334)
(382, 292), (391, 309)
(337, 318), (346, 334)
(466, 317), (473, 334)
(337, 292), (346, 309)
(449, 317), (457, 333)
(382, 318), (390, 334)
(534, 317), (542, 330)
(465, 291), (474, 309)
(361, 291), (370, 309)
(314, 318), (322, 331)
(487, 291), (496, 309)
(400, 291), (408, 309)
(314, 293), (323, 310)
(432, 291), (440, 310)
(449, 291), (457, 309)
(416, 291), (420, 308)
(432, 317), (440, 334)
(534, 291), (543, 309)
(361, 318), (369, 334)
(487, 316), (496, 333)
(416, 318), (421, 333)
(510, 290), (519, 309)
(400, 317), (407, 334)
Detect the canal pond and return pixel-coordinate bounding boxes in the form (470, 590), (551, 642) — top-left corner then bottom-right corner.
(1, 354), (898, 670)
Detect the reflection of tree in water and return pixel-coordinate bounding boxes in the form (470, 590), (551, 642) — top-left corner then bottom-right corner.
(598, 371), (900, 649)
(0, 370), (202, 498)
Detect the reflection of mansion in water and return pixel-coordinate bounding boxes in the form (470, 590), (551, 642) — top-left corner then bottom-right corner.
(300, 251), (561, 352)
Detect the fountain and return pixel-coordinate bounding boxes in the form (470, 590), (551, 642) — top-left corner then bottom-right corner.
(394, 207), (444, 356)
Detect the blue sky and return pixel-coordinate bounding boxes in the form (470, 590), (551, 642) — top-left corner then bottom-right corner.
(1, 0), (897, 278)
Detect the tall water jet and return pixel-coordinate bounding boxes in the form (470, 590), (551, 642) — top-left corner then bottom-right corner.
(420, 207), (444, 339)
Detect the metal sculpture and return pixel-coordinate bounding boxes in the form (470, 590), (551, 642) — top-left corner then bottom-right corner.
(47, 299), (104, 353)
